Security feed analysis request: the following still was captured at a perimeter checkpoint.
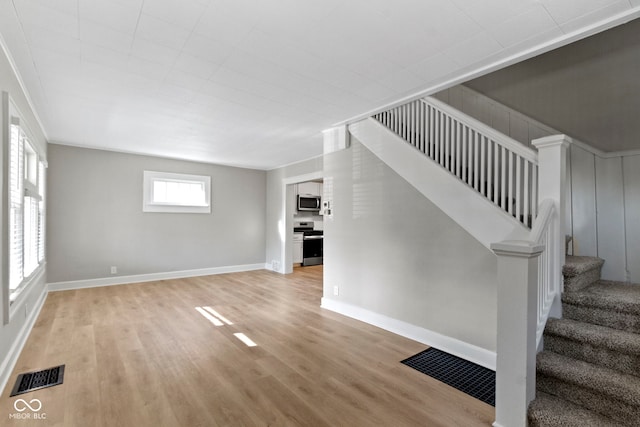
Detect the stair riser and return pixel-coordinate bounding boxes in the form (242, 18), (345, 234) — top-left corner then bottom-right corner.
(564, 267), (602, 293)
(563, 304), (640, 334)
(545, 335), (640, 378)
(538, 375), (639, 425)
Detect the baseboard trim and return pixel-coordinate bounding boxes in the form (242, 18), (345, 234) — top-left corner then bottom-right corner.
(0, 284), (48, 396)
(48, 263), (265, 292)
(321, 297), (496, 370)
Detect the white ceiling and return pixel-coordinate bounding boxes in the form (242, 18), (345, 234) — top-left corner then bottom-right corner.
(1, 0), (639, 169)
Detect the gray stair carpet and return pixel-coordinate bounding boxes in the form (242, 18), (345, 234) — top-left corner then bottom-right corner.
(562, 255), (604, 292)
(544, 317), (640, 376)
(536, 351), (640, 425)
(563, 281), (640, 333)
(528, 255), (640, 426)
(528, 392), (625, 427)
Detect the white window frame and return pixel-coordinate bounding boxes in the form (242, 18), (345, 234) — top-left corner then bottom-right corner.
(2, 92), (47, 323)
(143, 170), (211, 214)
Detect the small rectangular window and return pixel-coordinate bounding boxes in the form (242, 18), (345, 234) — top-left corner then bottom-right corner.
(143, 171), (211, 213)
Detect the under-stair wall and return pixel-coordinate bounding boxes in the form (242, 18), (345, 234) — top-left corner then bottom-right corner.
(335, 96), (568, 427)
(436, 84), (640, 283)
(321, 135), (499, 369)
(349, 116), (530, 251)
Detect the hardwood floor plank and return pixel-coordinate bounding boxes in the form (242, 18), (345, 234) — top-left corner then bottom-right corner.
(1, 266), (494, 426)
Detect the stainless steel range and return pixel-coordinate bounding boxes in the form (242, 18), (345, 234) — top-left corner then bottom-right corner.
(293, 222), (323, 266)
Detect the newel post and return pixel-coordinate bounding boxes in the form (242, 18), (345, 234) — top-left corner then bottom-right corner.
(532, 134), (571, 300)
(491, 241), (544, 427)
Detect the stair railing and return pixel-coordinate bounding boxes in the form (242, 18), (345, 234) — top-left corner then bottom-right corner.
(371, 97), (571, 426)
(491, 135), (571, 427)
(373, 96), (538, 228)
(530, 199), (560, 345)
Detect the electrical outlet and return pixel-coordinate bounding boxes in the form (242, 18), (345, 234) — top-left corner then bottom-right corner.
(333, 286), (339, 296)
(272, 260), (280, 271)
(110, 266), (117, 274)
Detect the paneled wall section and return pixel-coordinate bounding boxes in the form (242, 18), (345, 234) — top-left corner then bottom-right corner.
(436, 85), (639, 282)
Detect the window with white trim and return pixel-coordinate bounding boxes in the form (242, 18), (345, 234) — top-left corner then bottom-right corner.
(143, 171), (211, 213)
(9, 119), (46, 302)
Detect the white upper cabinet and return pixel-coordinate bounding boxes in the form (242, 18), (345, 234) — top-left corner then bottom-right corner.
(297, 181), (322, 197)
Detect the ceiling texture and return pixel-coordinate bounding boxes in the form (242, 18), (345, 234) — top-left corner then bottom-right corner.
(1, 0), (639, 169)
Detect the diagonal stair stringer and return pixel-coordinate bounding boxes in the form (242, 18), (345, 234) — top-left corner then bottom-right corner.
(348, 117), (529, 250)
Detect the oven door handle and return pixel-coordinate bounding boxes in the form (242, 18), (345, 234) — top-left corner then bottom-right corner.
(303, 235), (324, 240)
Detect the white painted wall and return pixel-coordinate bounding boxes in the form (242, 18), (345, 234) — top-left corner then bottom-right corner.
(322, 137), (498, 357)
(0, 40), (48, 393)
(565, 145), (639, 282)
(47, 144), (267, 284)
(437, 85), (640, 282)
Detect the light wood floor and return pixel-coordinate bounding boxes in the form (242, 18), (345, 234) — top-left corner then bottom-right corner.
(1, 266), (494, 426)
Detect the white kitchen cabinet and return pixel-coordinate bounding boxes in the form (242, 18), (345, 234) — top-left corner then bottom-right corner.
(297, 181), (321, 196)
(293, 232), (304, 264)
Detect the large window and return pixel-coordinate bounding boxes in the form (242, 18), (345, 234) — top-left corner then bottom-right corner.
(9, 118), (46, 302)
(143, 171), (211, 213)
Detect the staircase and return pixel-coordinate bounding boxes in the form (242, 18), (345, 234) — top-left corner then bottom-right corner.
(529, 256), (640, 426)
(349, 93), (569, 426)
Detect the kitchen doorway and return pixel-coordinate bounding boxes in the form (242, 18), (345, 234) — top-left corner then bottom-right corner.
(281, 172), (323, 276)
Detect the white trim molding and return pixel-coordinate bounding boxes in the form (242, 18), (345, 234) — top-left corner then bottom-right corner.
(320, 297), (496, 371)
(0, 283), (48, 396)
(0, 32), (48, 141)
(47, 263), (265, 292)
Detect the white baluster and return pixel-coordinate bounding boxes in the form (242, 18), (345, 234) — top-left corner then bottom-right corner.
(429, 106), (434, 158)
(487, 140), (494, 203)
(508, 151), (514, 215)
(473, 131), (479, 191)
(435, 110), (441, 163)
(524, 161), (530, 226)
(501, 146), (507, 209)
(532, 166), (538, 219)
(456, 122), (461, 179)
(462, 125), (468, 184)
(516, 156), (522, 222)
(409, 102), (414, 146)
(419, 102), (424, 152)
(445, 116), (450, 171)
(480, 136), (486, 196)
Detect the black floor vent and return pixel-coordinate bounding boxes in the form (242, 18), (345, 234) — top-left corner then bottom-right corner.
(10, 365), (65, 397)
(401, 348), (495, 406)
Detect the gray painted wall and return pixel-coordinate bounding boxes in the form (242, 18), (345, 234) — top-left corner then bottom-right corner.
(0, 44), (48, 386)
(437, 84), (639, 283)
(463, 18), (640, 153)
(323, 138), (498, 352)
(265, 156), (323, 272)
(47, 145), (266, 283)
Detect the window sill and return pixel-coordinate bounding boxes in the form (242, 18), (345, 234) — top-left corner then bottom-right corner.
(6, 262), (46, 325)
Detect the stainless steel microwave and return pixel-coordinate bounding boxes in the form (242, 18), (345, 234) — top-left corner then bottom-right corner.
(297, 195), (321, 211)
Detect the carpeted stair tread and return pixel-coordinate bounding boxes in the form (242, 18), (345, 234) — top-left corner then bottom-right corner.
(528, 391), (624, 427)
(545, 318), (640, 354)
(563, 256), (604, 292)
(563, 255), (605, 277)
(562, 281), (640, 315)
(536, 351), (640, 407)
(544, 318), (640, 376)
